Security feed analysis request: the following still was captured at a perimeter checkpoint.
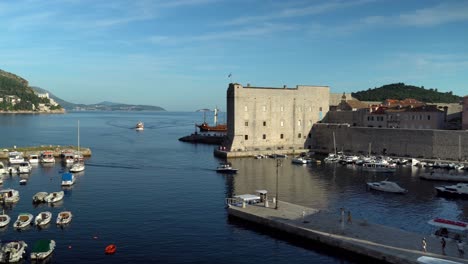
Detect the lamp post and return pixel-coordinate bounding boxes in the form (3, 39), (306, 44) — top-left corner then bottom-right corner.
(275, 158), (282, 210)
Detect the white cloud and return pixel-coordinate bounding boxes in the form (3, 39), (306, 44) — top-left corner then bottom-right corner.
(397, 2), (468, 26)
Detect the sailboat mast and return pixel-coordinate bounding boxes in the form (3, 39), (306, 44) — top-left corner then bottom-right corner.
(214, 107), (218, 126)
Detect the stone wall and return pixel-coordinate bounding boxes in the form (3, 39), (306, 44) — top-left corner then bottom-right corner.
(311, 124), (468, 160)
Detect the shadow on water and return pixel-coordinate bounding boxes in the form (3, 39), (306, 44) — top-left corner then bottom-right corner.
(226, 216), (390, 264)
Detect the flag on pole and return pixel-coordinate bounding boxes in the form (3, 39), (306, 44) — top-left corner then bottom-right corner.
(228, 73), (232, 78)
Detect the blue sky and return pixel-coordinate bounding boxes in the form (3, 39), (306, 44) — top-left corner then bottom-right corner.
(0, 0), (467, 111)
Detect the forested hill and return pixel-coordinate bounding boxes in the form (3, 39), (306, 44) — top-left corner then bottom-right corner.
(351, 83), (462, 103)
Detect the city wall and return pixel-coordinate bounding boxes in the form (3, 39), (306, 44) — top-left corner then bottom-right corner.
(311, 124), (468, 160)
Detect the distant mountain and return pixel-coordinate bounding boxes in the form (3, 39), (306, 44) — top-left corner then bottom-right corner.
(352, 83), (462, 103)
(31, 87), (165, 111)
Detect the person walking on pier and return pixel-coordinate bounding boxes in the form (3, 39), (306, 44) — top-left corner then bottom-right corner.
(457, 240), (464, 257)
(422, 238), (427, 252)
(441, 237), (446, 255)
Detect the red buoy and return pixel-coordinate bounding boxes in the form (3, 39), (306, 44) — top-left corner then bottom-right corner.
(105, 244), (116, 255)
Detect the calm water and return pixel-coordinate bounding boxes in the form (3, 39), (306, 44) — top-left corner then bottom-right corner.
(1, 112), (467, 264)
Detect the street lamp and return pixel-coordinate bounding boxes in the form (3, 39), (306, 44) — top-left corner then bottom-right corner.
(275, 158), (282, 210)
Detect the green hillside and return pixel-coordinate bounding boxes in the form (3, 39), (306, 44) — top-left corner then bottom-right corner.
(0, 69), (57, 111)
(351, 83), (462, 103)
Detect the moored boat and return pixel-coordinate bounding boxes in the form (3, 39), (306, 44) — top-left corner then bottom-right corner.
(291, 157), (307, 164)
(8, 151), (24, 165)
(56, 211), (72, 225)
(362, 161), (396, 173)
(435, 183), (468, 198)
(70, 162), (85, 172)
(0, 189), (20, 203)
(420, 171), (468, 182)
(44, 191), (64, 203)
(216, 163), (238, 174)
(61, 172), (75, 186)
(17, 161), (32, 174)
(14, 213), (33, 229)
(34, 211), (52, 227)
(0, 240), (27, 263)
(0, 211), (10, 228)
(135, 121), (144, 131)
(30, 239), (55, 260)
(428, 217), (468, 242)
(0, 162), (5, 174)
(32, 192), (48, 203)
(28, 154), (39, 164)
(366, 180), (407, 193)
(40, 151), (55, 163)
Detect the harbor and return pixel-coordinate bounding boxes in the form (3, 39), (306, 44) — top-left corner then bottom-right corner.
(0, 145), (92, 159)
(228, 199), (468, 264)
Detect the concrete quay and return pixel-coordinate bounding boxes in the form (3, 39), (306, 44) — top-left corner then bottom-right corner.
(228, 201), (468, 264)
(214, 148), (310, 158)
(0, 145), (92, 159)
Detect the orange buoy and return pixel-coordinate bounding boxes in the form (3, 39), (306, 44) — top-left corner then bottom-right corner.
(105, 244), (116, 255)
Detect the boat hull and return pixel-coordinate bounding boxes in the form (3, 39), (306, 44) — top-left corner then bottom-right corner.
(435, 188), (468, 199)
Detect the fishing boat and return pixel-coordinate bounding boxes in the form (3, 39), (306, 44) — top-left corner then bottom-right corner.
(0, 189), (20, 203)
(14, 213), (33, 229)
(0, 210), (10, 228)
(135, 121), (144, 131)
(34, 211), (52, 227)
(61, 172), (75, 186)
(44, 191), (64, 203)
(435, 183), (468, 198)
(216, 163), (238, 174)
(30, 239), (55, 260)
(32, 192), (48, 203)
(40, 151), (55, 163)
(366, 180), (407, 193)
(196, 107), (227, 132)
(56, 211), (72, 225)
(0, 241), (27, 263)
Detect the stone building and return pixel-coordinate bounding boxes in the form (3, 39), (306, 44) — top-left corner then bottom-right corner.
(463, 96), (468, 130)
(225, 83), (329, 152)
(364, 105), (446, 129)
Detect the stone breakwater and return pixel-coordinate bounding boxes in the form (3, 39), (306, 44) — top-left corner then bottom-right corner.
(0, 145), (91, 159)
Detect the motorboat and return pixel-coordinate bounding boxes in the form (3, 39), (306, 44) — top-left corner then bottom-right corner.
(136, 121), (144, 131)
(428, 217), (468, 242)
(435, 183), (468, 198)
(44, 191), (64, 203)
(0, 211), (10, 228)
(61, 172), (75, 186)
(8, 151), (24, 165)
(14, 213), (33, 229)
(61, 151), (75, 164)
(216, 163), (238, 174)
(0, 241), (27, 263)
(30, 239), (55, 260)
(0, 162), (6, 174)
(19, 179), (27, 185)
(291, 157), (307, 164)
(28, 154), (39, 164)
(56, 211), (72, 225)
(18, 161), (32, 174)
(0, 189), (20, 203)
(34, 211), (52, 227)
(70, 162), (85, 173)
(366, 180), (407, 193)
(362, 161), (396, 173)
(32, 192), (48, 203)
(40, 151), (55, 163)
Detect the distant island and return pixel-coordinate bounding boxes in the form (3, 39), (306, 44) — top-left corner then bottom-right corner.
(0, 68), (165, 113)
(352, 83), (462, 103)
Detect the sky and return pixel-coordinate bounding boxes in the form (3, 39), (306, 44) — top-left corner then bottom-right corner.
(0, 0), (467, 111)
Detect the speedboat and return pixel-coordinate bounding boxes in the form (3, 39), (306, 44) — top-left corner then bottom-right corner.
(216, 163), (238, 174)
(0, 189), (20, 203)
(366, 180), (407, 193)
(61, 172), (75, 186)
(0, 211), (10, 228)
(14, 213), (33, 229)
(70, 161), (85, 173)
(56, 211), (72, 225)
(40, 151), (55, 163)
(28, 154), (39, 164)
(136, 121), (144, 131)
(291, 157), (307, 164)
(435, 183), (468, 198)
(44, 191), (64, 203)
(19, 178), (27, 185)
(34, 211), (52, 227)
(8, 151), (24, 165)
(61, 151), (75, 164)
(30, 239), (55, 260)
(17, 161), (32, 174)
(0, 241), (27, 263)
(32, 192), (48, 203)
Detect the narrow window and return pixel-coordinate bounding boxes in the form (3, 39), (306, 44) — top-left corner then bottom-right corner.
(263, 121), (266, 126)
(244, 135), (248, 140)
(428, 115), (431, 120)
(245, 121), (248, 126)
(280, 134), (284, 139)
(263, 134), (266, 140)
(319, 107), (322, 111)
(298, 133), (301, 138)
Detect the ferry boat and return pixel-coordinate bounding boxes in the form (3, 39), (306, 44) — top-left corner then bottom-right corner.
(135, 121), (144, 131)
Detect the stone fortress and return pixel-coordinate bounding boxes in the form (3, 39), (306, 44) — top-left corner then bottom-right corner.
(216, 83), (468, 160)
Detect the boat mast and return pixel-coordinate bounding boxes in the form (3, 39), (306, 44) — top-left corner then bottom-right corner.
(214, 107), (218, 126)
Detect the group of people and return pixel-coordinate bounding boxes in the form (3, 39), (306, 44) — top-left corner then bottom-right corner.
(339, 208), (352, 224)
(422, 237), (464, 257)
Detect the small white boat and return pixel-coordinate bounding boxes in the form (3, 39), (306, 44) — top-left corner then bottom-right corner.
(34, 211), (52, 227)
(18, 161), (32, 174)
(32, 192), (49, 203)
(291, 157), (307, 164)
(61, 151), (75, 164)
(367, 180), (407, 193)
(0, 189), (20, 203)
(19, 178), (27, 185)
(0, 210), (10, 228)
(30, 239), (55, 260)
(0, 241), (27, 263)
(14, 213), (33, 229)
(28, 154), (39, 164)
(136, 121), (144, 131)
(0, 162), (6, 174)
(216, 163), (238, 174)
(40, 151), (55, 163)
(70, 162), (85, 172)
(8, 151), (24, 165)
(56, 211), (72, 225)
(435, 183), (468, 198)
(61, 172), (75, 186)
(44, 191), (64, 203)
